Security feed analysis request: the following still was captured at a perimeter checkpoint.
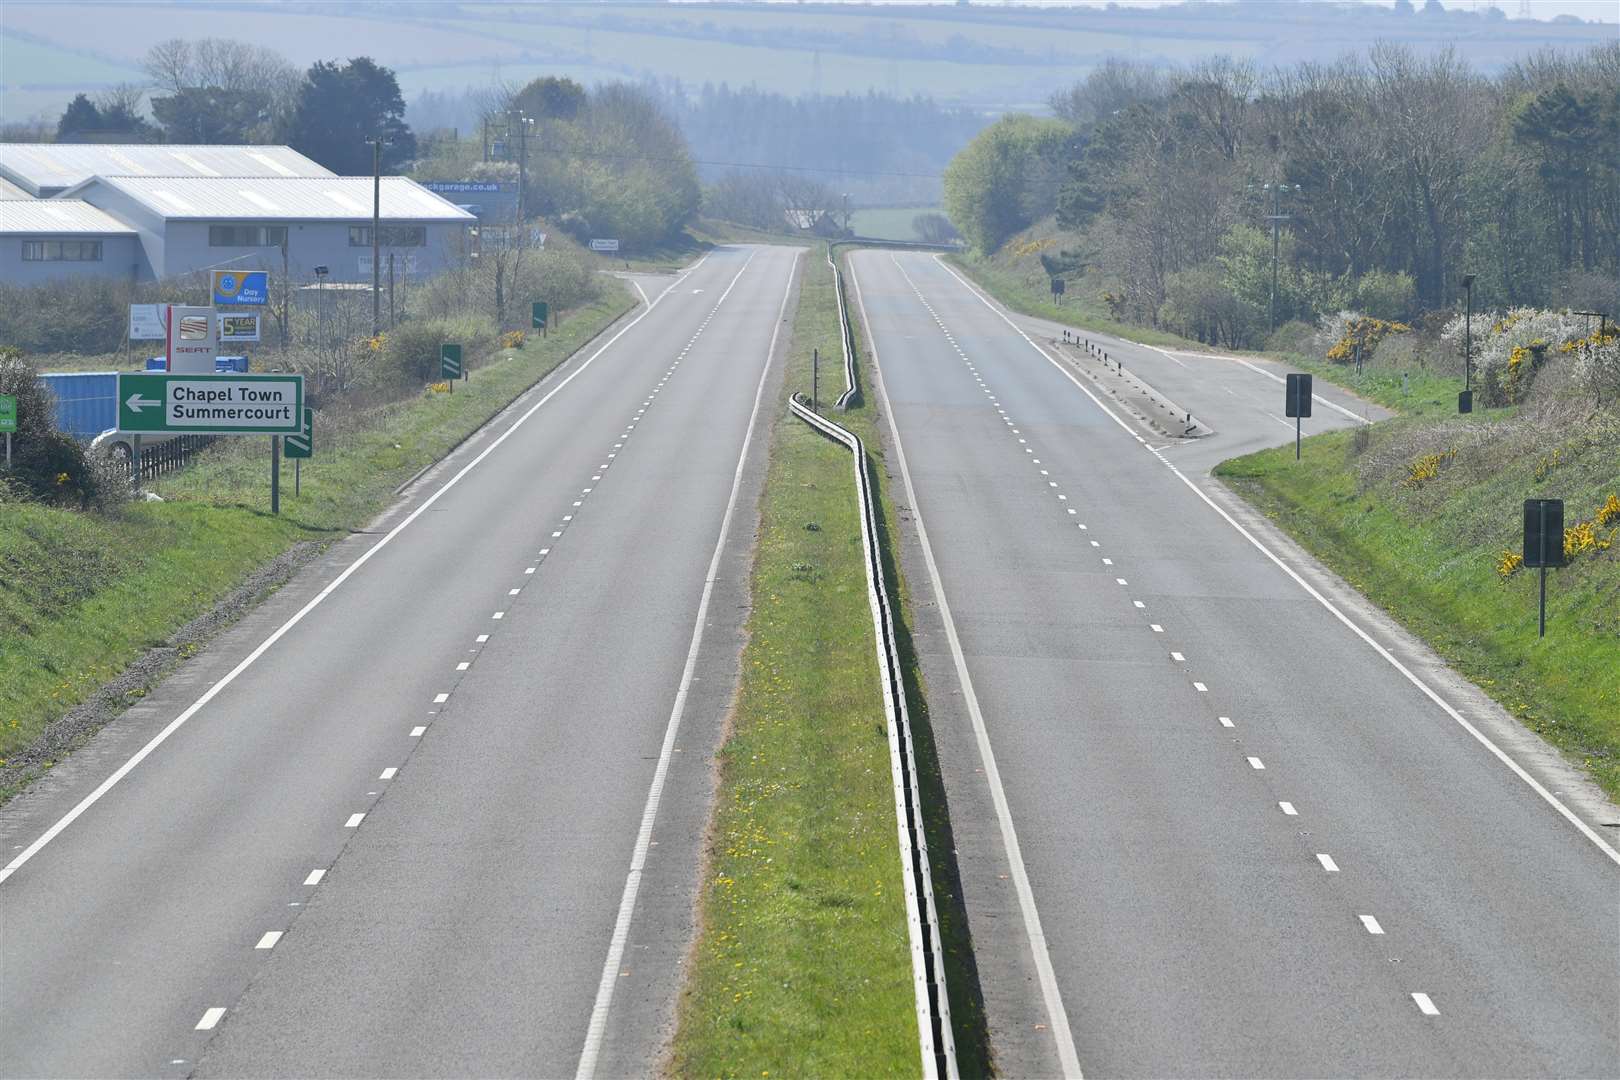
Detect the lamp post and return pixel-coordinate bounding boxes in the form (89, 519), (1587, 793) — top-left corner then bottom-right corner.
(314, 264), (329, 356)
(367, 136), (385, 337)
(1261, 182), (1302, 334)
(508, 111), (534, 221)
(1462, 274), (1476, 390)
(842, 192), (850, 235)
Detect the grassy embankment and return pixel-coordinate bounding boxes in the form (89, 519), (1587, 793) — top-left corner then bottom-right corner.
(1218, 418), (1620, 799)
(0, 285), (634, 769)
(671, 247), (989, 1076)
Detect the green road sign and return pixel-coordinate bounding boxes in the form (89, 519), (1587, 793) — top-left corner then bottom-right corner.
(284, 407), (313, 459)
(532, 301), (548, 329)
(0, 395), (16, 434)
(116, 372), (303, 434)
(441, 343), (463, 380)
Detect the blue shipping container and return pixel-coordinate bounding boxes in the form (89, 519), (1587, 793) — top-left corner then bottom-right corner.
(39, 372), (120, 441)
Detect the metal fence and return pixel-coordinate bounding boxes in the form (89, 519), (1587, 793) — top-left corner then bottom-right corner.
(132, 434), (218, 484)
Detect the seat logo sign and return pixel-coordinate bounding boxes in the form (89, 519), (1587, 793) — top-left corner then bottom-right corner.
(212, 270), (270, 306)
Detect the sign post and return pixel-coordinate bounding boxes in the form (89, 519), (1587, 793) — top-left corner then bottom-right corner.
(441, 343), (463, 391)
(1523, 498), (1565, 638)
(0, 393), (15, 468)
(1050, 277), (1065, 305)
(532, 301), (548, 337)
(1284, 373), (1313, 460)
(812, 348), (818, 413)
(270, 435), (280, 515)
(284, 406), (313, 496)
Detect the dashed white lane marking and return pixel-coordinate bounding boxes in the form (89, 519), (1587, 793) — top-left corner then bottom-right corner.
(1278, 801), (1297, 815)
(577, 246), (798, 1080)
(1412, 993), (1439, 1015)
(1170, 651), (1185, 661)
(379, 767), (397, 780)
(255, 931), (283, 950)
(195, 1008), (226, 1031)
(525, 567), (536, 574)
(1151, 624), (1164, 633)
(1360, 915), (1385, 935)
(456, 661), (470, 670)
(1133, 600), (1145, 608)
(303, 868), (325, 885)
(0, 251), (720, 890)
(1077, 523), (1087, 529)
(476, 634), (490, 643)
(1115, 578), (1127, 586)
(1102, 558), (1113, 566)
(1219, 716), (1235, 728)
(409, 726), (426, 737)
(433, 693), (449, 703)
(1247, 756), (1265, 770)
(552, 531), (563, 538)
(1317, 853), (1340, 872)
(492, 611), (505, 619)
(865, 253), (1083, 1080)
(509, 588), (522, 596)
(345, 813), (365, 828)
(1193, 682), (1208, 692)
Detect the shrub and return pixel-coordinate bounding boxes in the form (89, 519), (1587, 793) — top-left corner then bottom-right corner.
(1265, 319), (1315, 355)
(372, 314), (498, 389)
(1353, 269), (1418, 322)
(1317, 311), (1412, 364)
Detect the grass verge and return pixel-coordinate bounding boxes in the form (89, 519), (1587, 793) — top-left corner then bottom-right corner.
(1216, 421), (1620, 799)
(670, 247), (990, 1076)
(0, 285), (635, 767)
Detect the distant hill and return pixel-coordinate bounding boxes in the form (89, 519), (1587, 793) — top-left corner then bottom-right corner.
(3, 1), (1614, 125)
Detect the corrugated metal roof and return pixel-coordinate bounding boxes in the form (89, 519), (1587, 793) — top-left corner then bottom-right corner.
(79, 175), (477, 222)
(0, 200), (136, 235)
(0, 144), (333, 194)
(0, 175), (31, 200)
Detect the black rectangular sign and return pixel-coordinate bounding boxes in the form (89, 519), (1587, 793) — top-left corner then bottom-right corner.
(1523, 499), (1565, 568)
(1285, 373), (1313, 418)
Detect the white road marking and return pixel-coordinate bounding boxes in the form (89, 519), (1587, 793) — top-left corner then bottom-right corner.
(255, 931), (283, 950)
(1170, 651), (1184, 661)
(0, 256), (731, 888)
(1247, 756), (1265, 770)
(492, 612), (505, 619)
(1193, 682), (1208, 692)
(303, 869), (325, 885)
(578, 247), (797, 1080)
(345, 813), (364, 828)
(538, 550), (550, 557)
(932, 255), (1620, 870)
(476, 634), (490, 642)
(525, 567), (536, 574)
(1360, 915), (1385, 935)
(433, 693), (449, 703)
(379, 767), (397, 780)
(1219, 716), (1235, 728)
(1115, 578), (1127, 585)
(1102, 558), (1113, 565)
(562, 515), (573, 522)
(1412, 993), (1439, 1015)
(859, 254), (1083, 1079)
(456, 662), (470, 671)
(1151, 624), (1164, 632)
(1278, 801), (1296, 815)
(1077, 523), (1087, 529)
(195, 1008), (226, 1031)
(552, 531), (563, 538)
(1133, 600), (1145, 608)
(409, 726), (426, 737)
(509, 588), (521, 596)
(1317, 853), (1339, 872)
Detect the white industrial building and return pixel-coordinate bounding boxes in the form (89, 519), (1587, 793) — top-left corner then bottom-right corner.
(0, 144), (476, 286)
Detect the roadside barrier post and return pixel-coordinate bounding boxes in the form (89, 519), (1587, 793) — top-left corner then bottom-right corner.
(270, 435), (280, 515)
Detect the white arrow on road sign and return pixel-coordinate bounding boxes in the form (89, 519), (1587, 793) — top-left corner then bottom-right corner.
(125, 393), (160, 413)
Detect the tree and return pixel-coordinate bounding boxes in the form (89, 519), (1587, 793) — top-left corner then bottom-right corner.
(943, 115), (1071, 252)
(144, 38), (300, 143)
(152, 87), (269, 144)
(288, 58), (416, 174)
(55, 95), (103, 142)
(512, 76), (586, 121)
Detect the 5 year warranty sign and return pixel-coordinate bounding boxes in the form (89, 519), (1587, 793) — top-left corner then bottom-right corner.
(118, 373), (304, 434)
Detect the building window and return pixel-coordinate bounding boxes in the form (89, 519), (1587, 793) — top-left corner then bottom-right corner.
(21, 239), (103, 261)
(209, 225), (286, 247)
(349, 225), (426, 247)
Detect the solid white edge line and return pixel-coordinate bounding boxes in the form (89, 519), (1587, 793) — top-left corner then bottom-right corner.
(0, 249), (717, 888)
(574, 246), (792, 1080)
(859, 252), (1084, 1079)
(932, 254), (1620, 870)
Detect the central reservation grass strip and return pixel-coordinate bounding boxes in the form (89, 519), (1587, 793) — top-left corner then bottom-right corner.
(0, 286), (634, 764)
(670, 249), (920, 1076)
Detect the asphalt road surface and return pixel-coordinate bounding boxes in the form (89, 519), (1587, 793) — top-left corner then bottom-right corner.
(0, 244), (801, 1078)
(850, 249), (1620, 1078)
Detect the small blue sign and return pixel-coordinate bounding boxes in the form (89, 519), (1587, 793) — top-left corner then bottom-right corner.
(212, 270), (270, 306)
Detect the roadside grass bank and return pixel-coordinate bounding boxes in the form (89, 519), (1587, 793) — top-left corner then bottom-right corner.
(1216, 413), (1620, 800)
(671, 247), (989, 1076)
(0, 286), (634, 779)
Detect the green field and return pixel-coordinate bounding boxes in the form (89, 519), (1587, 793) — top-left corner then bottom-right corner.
(850, 206), (939, 243)
(0, 287), (633, 782)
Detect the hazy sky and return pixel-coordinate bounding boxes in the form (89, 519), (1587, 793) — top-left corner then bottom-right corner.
(1035, 0), (1618, 20)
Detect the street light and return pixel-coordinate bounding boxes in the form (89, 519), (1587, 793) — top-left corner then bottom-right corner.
(1462, 273), (1476, 395)
(508, 112), (534, 220)
(314, 265), (329, 356)
(1259, 182), (1302, 334)
(366, 136), (391, 337)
